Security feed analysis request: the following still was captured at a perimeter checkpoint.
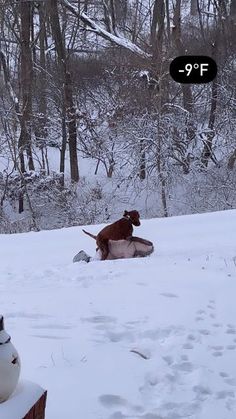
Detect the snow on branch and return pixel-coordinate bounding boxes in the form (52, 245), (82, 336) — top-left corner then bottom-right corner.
(60, 0), (151, 60)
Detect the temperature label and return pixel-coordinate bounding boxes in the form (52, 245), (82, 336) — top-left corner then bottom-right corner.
(170, 56), (217, 84)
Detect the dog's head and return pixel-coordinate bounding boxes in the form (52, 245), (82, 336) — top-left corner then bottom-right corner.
(123, 210), (141, 226)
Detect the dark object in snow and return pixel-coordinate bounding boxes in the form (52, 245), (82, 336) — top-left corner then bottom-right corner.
(73, 250), (91, 263)
(74, 232), (154, 262)
(130, 349), (150, 360)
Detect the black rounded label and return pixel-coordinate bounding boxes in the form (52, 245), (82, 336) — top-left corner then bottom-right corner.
(170, 56), (217, 84)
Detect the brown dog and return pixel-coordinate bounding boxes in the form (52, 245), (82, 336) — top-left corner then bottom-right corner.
(92, 210), (141, 260)
(82, 230), (154, 260)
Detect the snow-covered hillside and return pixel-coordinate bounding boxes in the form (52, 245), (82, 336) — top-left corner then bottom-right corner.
(0, 210), (236, 419)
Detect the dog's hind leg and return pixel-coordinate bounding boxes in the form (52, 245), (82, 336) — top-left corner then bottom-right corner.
(96, 237), (109, 260)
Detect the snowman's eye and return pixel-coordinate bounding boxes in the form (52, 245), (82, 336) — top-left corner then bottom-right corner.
(12, 356), (18, 365)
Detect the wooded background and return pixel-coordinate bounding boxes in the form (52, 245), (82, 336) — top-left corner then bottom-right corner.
(0, 0), (235, 232)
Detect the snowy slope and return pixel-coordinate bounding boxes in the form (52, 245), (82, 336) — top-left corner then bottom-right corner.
(0, 210), (236, 419)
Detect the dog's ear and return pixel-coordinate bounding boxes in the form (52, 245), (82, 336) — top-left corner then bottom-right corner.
(123, 210), (128, 216)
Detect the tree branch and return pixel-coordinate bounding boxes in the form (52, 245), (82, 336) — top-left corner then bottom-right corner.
(60, 0), (151, 59)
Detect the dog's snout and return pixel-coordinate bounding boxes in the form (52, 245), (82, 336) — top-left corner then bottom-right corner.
(128, 210), (141, 226)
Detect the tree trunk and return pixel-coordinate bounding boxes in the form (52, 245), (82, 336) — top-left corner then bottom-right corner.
(131, 0), (139, 43)
(230, 0), (236, 17)
(150, 0), (165, 72)
(110, 0), (118, 35)
(49, 0), (79, 182)
(230, 0), (236, 37)
(201, 79), (218, 167)
(157, 153), (168, 217)
(201, 28), (219, 167)
(19, 0), (35, 172)
(190, 0), (198, 16)
(19, 186), (24, 214)
(172, 0), (194, 148)
(156, 119), (168, 216)
(165, 0), (171, 44)
(103, 0), (119, 36)
(229, 0), (236, 25)
(60, 106), (67, 186)
(172, 0), (193, 115)
(228, 149), (236, 170)
(139, 138), (146, 180)
(35, 2), (48, 156)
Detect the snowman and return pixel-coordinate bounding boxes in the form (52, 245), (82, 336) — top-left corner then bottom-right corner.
(0, 315), (21, 402)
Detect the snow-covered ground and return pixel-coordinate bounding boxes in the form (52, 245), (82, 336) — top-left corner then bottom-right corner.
(0, 209), (236, 419)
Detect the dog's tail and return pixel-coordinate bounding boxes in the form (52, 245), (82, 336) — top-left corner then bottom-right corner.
(82, 229), (97, 240)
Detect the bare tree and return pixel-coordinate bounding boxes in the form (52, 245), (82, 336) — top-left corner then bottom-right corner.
(228, 149), (236, 170)
(49, 0), (79, 182)
(19, 0), (35, 174)
(201, 78), (218, 167)
(34, 2), (48, 173)
(172, 0), (193, 115)
(190, 0), (198, 16)
(150, 0), (165, 71)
